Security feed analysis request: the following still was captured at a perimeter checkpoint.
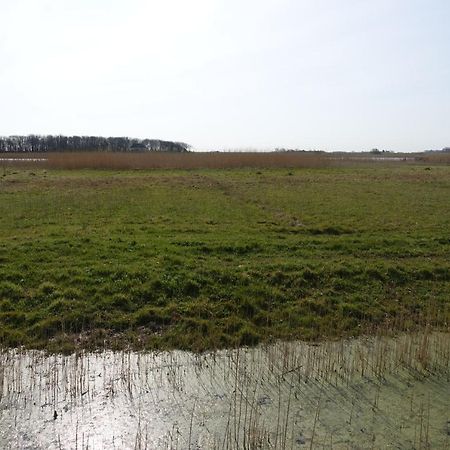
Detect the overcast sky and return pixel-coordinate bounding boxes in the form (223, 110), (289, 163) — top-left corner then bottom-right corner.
(1, 0), (449, 151)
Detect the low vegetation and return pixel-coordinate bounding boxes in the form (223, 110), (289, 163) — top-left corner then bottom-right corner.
(0, 162), (449, 352)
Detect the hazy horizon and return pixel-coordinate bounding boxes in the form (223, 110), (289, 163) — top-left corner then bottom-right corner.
(1, 0), (449, 152)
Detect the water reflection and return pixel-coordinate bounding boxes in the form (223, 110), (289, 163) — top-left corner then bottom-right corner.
(1, 333), (449, 449)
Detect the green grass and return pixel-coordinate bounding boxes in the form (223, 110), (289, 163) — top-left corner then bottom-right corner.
(0, 165), (449, 351)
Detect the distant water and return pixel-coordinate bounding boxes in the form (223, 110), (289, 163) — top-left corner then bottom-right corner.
(0, 157), (47, 161)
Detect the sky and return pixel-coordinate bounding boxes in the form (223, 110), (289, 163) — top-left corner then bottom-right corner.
(0, 0), (449, 152)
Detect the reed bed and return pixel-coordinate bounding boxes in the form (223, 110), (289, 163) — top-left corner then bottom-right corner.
(0, 151), (428, 171)
(46, 151), (335, 170)
(418, 152), (450, 165)
(1, 332), (449, 449)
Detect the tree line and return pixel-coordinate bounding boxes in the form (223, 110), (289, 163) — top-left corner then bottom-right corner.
(0, 135), (190, 153)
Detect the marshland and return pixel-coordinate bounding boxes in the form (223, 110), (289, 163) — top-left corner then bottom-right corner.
(0, 153), (449, 448)
(3, 0), (450, 446)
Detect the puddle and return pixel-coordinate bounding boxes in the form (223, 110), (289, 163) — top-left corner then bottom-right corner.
(1, 333), (449, 449)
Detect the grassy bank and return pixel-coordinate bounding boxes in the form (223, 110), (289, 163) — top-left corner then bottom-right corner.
(0, 165), (449, 351)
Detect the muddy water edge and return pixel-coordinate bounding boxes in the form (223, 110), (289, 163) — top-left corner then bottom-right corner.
(0, 332), (449, 449)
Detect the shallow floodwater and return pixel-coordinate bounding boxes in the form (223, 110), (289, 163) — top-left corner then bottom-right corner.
(1, 333), (449, 449)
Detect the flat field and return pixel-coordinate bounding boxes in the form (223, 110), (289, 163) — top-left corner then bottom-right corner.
(0, 163), (449, 351)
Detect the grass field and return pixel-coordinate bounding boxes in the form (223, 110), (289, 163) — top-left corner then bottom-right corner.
(0, 162), (449, 352)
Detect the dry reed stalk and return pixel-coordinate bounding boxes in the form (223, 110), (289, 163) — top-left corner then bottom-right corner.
(309, 394), (322, 450)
